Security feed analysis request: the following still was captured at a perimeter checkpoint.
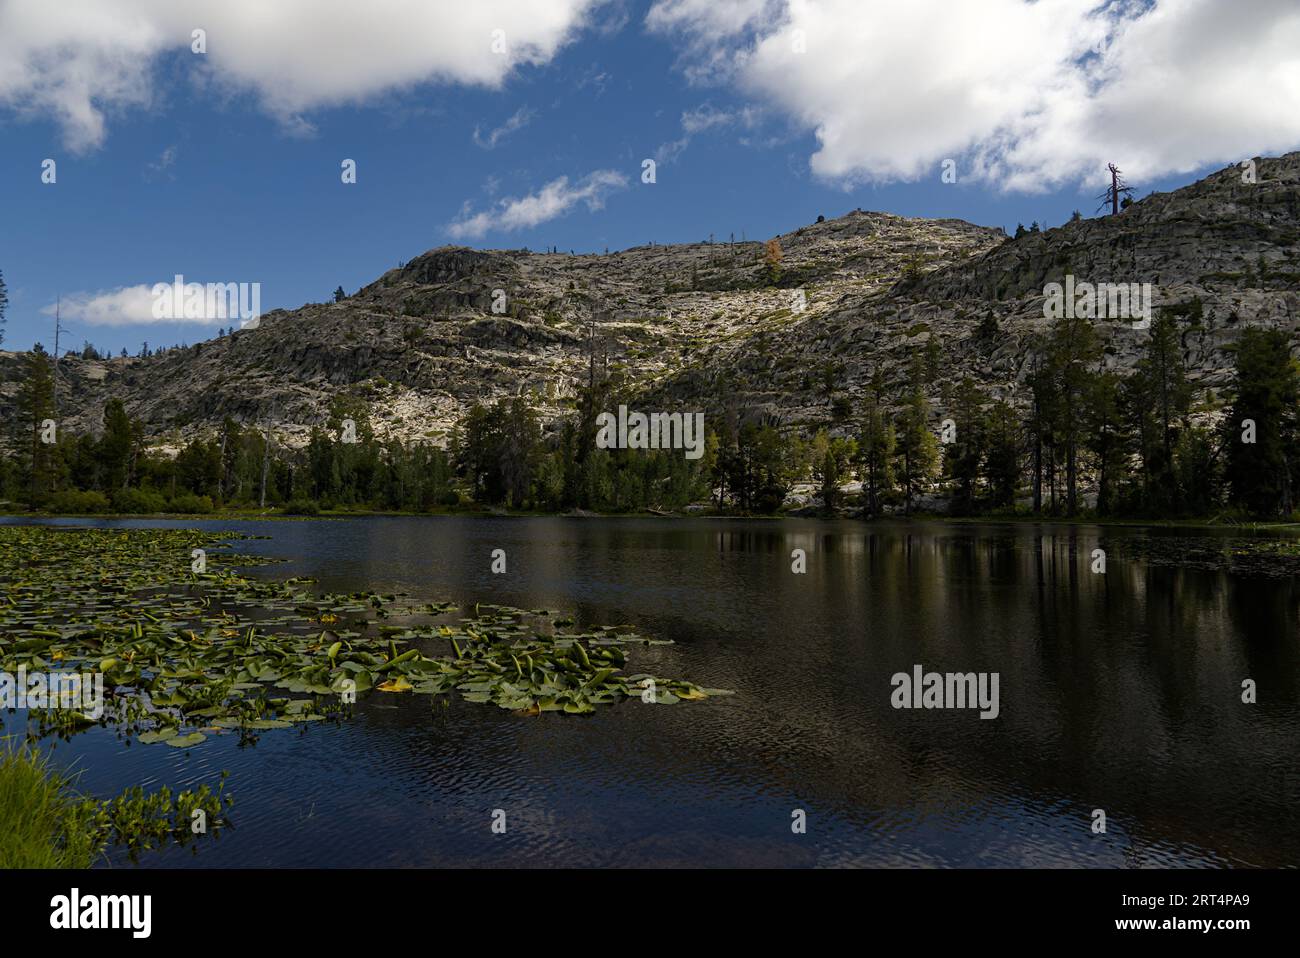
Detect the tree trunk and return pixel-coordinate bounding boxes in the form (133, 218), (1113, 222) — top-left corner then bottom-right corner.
(1066, 440), (1077, 516)
(260, 426), (271, 509)
(1032, 411), (1042, 514)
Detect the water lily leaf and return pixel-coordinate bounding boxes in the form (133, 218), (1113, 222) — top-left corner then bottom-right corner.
(582, 667), (616, 691)
(137, 728), (178, 744)
(183, 706), (223, 718)
(0, 527), (727, 745)
(164, 731), (206, 748)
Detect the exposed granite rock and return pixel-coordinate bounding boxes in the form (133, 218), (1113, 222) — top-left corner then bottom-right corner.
(2, 153), (1296, 448)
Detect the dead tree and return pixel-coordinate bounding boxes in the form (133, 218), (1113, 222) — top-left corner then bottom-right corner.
(1096, 163), (1135, 215)
(51, 294), (66, 417)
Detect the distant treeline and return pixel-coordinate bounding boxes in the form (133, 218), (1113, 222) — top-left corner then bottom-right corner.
(1, 312), (1296, 520)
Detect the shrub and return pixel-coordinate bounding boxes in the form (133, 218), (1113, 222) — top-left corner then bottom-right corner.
(280, 499), (320, 516)
(168, 493), (214, 514)
(44, 490), (110, 514)
(110, 488), (168, 514)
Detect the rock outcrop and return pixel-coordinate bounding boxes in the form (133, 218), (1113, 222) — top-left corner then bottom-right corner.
(2, 153), (1296, 447)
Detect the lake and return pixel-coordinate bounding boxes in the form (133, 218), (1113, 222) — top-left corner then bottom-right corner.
(6, 516), (1298, 868)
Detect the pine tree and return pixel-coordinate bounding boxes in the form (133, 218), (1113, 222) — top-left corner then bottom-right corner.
(1225, 328), (1298, 517)
(1026, 343), (1052, 513)
(1082, 371), (1127, 515)
(944, 377), (985, 514)
(98, 398), (134, 491)
(895, 388), (938, 515)
(1175, 422), (1221, 516)
(982, 401), (1021, 509)
(1048, 314), (1101, 516)
(857, 373), (895, 516)
(1029, 316), (1100, 515)
(1126, 312), (1190, 514)
(810, 428), (855, 514)
(15, 345), (57, 500)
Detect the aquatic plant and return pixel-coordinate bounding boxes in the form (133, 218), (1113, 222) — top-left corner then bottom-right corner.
(0, 739), (230, 867)
(0, 526), (730, 750)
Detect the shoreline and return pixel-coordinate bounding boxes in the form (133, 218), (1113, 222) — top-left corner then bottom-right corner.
(3, 507), (1298, 535)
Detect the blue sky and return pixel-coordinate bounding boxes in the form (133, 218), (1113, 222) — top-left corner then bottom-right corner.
(1, 0), (1296, 355)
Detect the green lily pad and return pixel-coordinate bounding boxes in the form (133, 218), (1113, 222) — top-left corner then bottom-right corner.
(137, 728), (178, 744)
(164, 731), (206, 748)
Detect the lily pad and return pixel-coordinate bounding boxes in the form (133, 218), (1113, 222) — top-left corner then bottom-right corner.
(164, 731), (206, 748)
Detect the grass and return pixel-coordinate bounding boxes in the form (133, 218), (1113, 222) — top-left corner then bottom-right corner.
(0, 737), (232, 868)
(0, 742), (100, 868)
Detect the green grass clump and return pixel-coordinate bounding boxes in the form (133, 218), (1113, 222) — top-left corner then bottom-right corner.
(0, 739), (232, 868)
(0, 743), (100, 868)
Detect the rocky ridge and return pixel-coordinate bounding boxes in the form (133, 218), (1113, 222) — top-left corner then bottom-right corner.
(2, 153), (1297, 449)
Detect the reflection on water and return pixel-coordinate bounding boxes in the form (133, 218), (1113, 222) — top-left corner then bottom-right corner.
(7, 516), (1298, 868)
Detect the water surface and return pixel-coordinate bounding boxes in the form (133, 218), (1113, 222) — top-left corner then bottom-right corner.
(7, 516), (1298, 868)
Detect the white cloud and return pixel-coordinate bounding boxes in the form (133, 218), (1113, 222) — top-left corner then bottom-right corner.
(681, 103), (753, 134)
(646, 0), (1300, 191)
(646, 0), (776, 82)
(45, 287), (161, 326)
(473, 106), (536, 149)
(655, 102), (759, 164)
(574, 63), (612, 94)
(447, 170), (628, 239)
(654, 137), (690, 165)
(0, 0), (604, 151)
(46, 283), (247, 326)
(145, 144), (178, 180)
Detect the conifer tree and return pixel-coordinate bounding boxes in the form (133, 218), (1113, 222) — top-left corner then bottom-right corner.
(15, 345), (57, 500)
(857, 372), (895, 516)
(1225, 328), (1298, 517)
